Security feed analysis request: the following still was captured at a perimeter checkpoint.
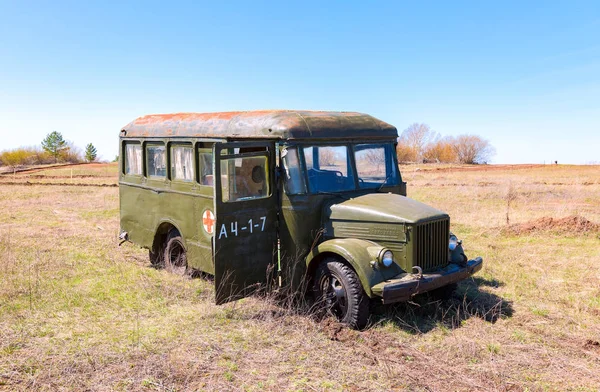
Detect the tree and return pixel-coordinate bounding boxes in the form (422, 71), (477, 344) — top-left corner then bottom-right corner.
(400, 123), (437, 163)
(41, 131), (68, 163)
(396, 142), (416, 163)
(423, 136), (457, 163)
(85, 143), (98, 162)
(452, 134), (495, 164)
(0, 149), (27, 170)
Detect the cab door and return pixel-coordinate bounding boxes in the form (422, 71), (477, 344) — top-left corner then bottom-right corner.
(213, 141), (278, 304)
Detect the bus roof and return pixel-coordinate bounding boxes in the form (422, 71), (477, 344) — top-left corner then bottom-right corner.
(121, 110), (398, 140)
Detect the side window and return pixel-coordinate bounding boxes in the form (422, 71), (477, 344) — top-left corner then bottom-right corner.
(281, 147), (306, 195)
(197, 149), (213, 185)
(171, 144), (193, 182)
(124, 142), (142, 175)
(220, 154), (269, 202)
(147, 144), (166, 178)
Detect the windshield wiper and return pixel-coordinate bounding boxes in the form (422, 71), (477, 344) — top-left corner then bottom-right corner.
(377, 172), (396, 192)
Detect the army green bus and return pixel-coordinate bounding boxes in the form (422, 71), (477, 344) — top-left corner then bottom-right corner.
(118, 110), (482, 329)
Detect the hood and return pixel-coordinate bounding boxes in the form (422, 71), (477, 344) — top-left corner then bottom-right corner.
(325, 193), (448, 224)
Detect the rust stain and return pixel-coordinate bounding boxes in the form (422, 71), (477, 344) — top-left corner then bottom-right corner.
(120, 110), (397, 140)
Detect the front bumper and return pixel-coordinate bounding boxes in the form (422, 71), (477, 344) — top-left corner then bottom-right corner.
(371, 257), (483, 304)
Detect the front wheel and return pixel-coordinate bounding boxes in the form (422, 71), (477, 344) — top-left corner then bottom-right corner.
(313, 258), (369, 330)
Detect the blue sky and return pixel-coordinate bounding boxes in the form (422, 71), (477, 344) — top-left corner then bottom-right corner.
(0, 1), (598, 163)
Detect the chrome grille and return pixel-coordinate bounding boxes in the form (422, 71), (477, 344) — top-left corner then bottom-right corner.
(414, 218), (449, 271)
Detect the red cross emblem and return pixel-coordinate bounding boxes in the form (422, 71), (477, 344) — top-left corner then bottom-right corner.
(202, 209), (215, 234)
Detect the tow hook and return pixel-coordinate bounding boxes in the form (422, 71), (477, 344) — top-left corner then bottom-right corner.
(412, 266), (423, 280)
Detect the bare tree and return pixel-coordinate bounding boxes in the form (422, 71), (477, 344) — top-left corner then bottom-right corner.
(452, 135), (495, 164)
(400, 123), (436, 163)
(364, 149), (385, 172)
(319, 148), (336, 166)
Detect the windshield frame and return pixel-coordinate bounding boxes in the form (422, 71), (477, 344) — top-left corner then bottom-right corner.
(282, 141), (401, 195)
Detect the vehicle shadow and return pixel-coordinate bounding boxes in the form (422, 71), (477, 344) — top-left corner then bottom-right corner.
(370, 277), (513, 333)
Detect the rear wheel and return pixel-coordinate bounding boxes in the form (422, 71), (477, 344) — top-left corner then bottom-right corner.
(163, 230), (189, 276)
(313, 258), (369, 330)
(149, 248), (164, 268)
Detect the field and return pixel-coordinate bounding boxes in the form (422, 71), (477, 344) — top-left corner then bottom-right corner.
(1, 163), (599, 391)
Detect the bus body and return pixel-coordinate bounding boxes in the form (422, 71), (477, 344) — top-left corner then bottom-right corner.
(119, 111), (482, 329)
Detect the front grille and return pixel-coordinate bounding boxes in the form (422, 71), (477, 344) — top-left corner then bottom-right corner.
(414, 218), (449, 271)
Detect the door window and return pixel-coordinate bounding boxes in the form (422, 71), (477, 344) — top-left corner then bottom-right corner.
(220, 155), (269, 202)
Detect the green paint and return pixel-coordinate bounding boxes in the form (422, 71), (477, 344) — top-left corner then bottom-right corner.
(119, 111), (482, 308)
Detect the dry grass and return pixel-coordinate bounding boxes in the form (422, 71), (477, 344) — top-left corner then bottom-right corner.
(1, 163), (599, 391)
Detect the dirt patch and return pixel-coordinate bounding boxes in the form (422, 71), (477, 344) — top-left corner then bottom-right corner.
(0, 181), (117, 187)
(507, 216), (600, 235)
(0, 162), (113, 175)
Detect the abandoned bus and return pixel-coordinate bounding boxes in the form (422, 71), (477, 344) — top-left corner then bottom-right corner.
(118, 111), (483, 329)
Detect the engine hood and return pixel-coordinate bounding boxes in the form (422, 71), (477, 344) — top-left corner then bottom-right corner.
(325, 193), (448, 224)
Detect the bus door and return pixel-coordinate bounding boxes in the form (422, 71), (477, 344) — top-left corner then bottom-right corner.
(213, 141), (278, 304)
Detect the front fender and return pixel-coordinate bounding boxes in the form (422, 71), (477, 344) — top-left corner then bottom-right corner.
(306, 238), (403, 297)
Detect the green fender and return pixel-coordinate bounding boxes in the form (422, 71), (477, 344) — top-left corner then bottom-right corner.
(306, 238), (403, 298)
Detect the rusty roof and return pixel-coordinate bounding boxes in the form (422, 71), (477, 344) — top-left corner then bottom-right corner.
(121, 110), (397, 140)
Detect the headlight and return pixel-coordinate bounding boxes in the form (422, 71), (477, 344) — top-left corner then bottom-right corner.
(449, 235), (459, 251)
(380, 249), (394, 267)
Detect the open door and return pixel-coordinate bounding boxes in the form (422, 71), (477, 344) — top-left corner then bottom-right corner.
(213, 141), (278, 304)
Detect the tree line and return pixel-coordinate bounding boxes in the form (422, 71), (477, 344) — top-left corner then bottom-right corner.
(0, 131), (98, 169)
(397, 123), (495, 164)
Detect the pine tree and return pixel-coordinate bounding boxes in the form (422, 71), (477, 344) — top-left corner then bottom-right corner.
(41, 131), (68, 163)
(85, 143), (98, 162)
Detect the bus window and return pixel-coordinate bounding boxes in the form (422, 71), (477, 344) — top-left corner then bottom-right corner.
(124, 143), (142, 175)
(220, 155), (269, 202)
(171, 144), (193, 182)
(147, 144), (166, 178)
(198, 149), (213, 185)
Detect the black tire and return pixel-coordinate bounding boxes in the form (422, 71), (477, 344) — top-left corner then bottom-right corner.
(313, 258), (369, 330)
(163, 230), (189, 276)
(428, 283), (458, 301)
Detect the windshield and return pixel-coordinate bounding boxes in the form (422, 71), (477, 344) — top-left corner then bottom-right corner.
(304, 145), (355, 192)
(354, 143), (400, 189)
(281, 143), (399, 194)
